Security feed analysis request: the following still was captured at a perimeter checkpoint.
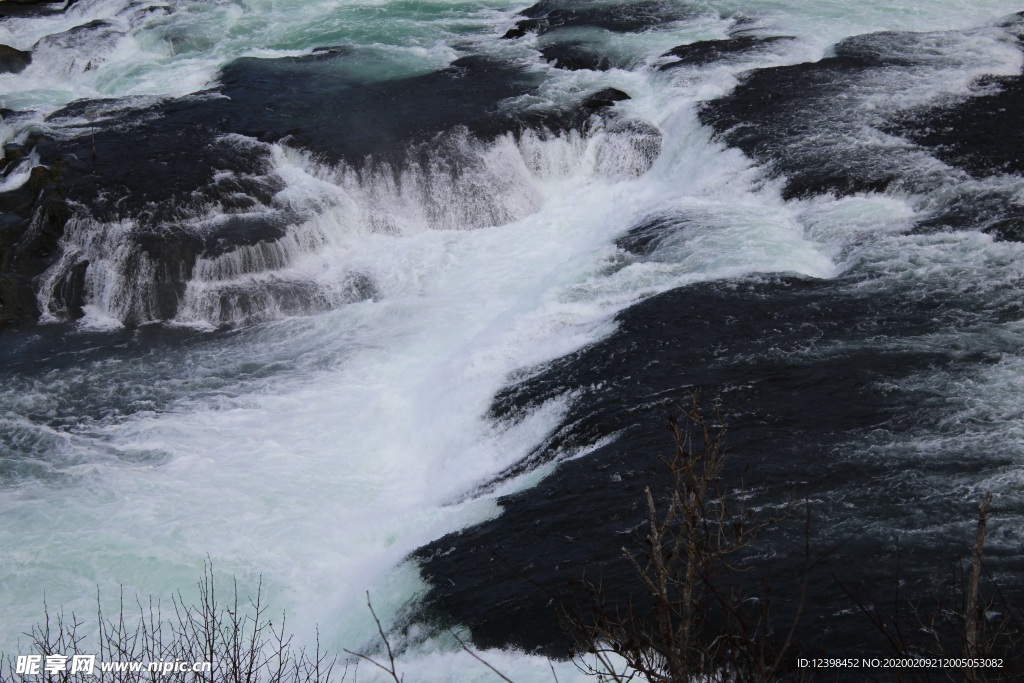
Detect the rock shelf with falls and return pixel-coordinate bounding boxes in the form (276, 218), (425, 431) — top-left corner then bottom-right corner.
(1, 48), (657, 328)
(3, 0), (1024, 679)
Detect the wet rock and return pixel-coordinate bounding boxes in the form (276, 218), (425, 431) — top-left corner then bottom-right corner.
(506, 0), (700, 38)
(539, 42), (611, 71)
(49, 259), (88, 319)
(885, 74), (1024, 179)
(0, 272), (38, 325)
(697, 27), (1024, 239)
(2, 142), (31, 166)
(414, 269), (995, 655)
(37, 100), (281, 224)
(0, 0), (79, 19)
(204, 272), (375, 324)
(38, 50), (622, 221)
(0, 44), (31, 73)
(697, 33), (929, 199)
(12, 187), (70, 270)
(614, 213), (677, 255)
(7, 49), (637, 327)
(31, 20), (125, 74)
(216, 54), (566, 165)
(0, 176), (67, 326)
(128, 213), (291, 321)
(658, 35), (793, 70)
(583, 87), (630, 110)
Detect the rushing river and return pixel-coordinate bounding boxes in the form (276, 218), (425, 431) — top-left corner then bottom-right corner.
(2, 0), (1024, 679)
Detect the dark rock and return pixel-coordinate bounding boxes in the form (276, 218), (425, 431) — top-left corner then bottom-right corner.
(37, 99), (281, 225)
(0, 272), (39, 325)
(414, 265), (1018, 655)
(215, 54), (571, 165)
(31, 19), (125, 74)
(0, 161), (68, 328)
(37, 50), (616, 223)
(0, 0), (78, 19)
(501, 27), (527, 39)
(583, 87), (630, 110)
(0, 44), (31, 73)
(884, 74), (1024, 179)
(508, 0), (702, 38)
(11, 187), (70, 271)
(7, 49), (633, 327)
(0, 174), (37, 220)
(49, 259), (88, 319)
(614, 213), (677, 255)
(122, 213), (291, 322)
(2, 142), (30, 165)
(204, 272), (375, 324)
(696, 26), (1024, 239)
(2, 142), (32, 176)
(0, 175), (67, 327)
(658, 35), (793, 70)
(539, 42), (610, 71)
(696, 31), (943, 199)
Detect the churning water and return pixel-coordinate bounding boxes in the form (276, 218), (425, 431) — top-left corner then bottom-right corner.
(3, 0), (1024, 679)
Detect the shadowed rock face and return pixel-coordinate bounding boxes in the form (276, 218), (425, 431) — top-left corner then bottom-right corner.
(0, 167), (70, 326)
(0, 44), (31, 73)
(0, 49), (634, 328)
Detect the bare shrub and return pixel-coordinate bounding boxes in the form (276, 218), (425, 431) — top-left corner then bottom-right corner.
(840, 494), (1024, 683)
(1, 562), (340, 683)
(558, 395), (819, 683)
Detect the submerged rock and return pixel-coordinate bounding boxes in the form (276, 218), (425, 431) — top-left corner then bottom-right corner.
(696, 30), (993, 200)
(885, 74), (1024, 179)
(698, 26), (1024, 241)
(504, 0), (699, 38)
(30, 19), (124, 74)
(658, 35), (793, 70)
(539, 41), (611, 71)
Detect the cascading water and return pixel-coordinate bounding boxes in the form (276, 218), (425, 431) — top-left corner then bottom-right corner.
(3, 0), (1024, 679)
